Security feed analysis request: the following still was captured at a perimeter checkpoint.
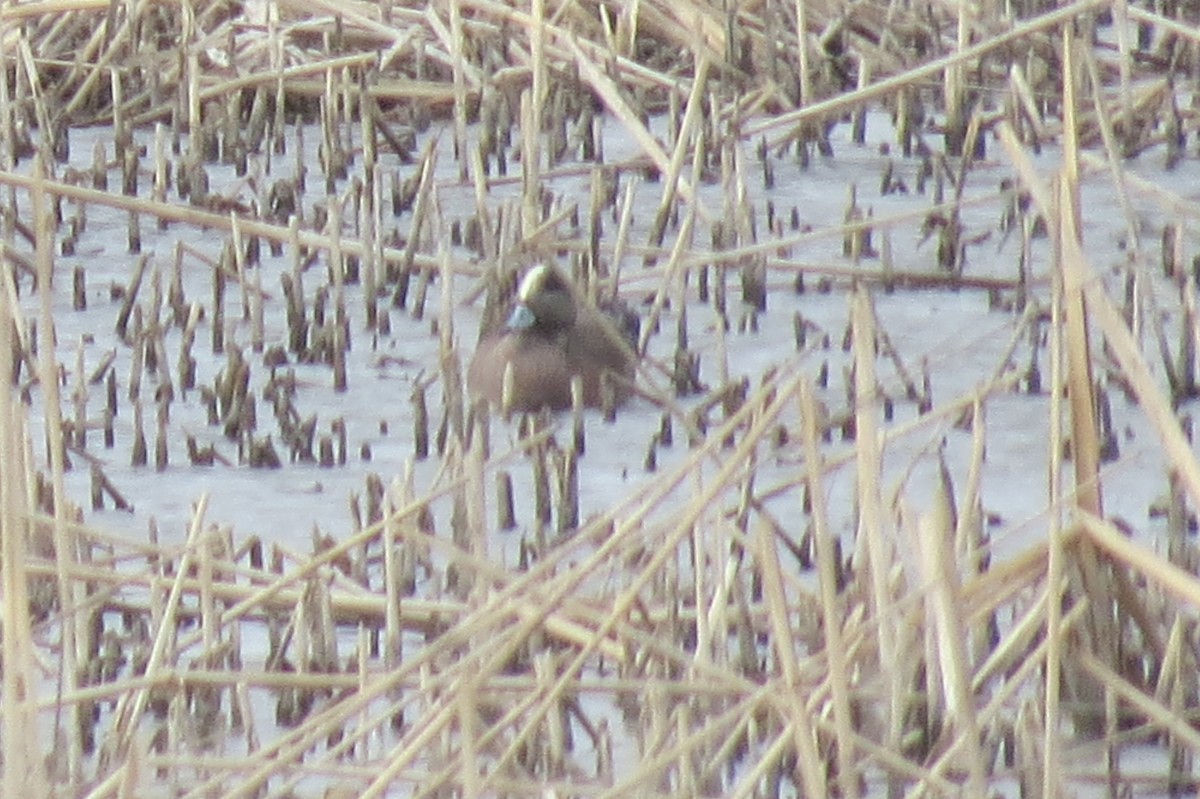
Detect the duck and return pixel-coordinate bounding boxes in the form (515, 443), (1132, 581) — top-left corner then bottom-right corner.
(467, 264), (638, 412)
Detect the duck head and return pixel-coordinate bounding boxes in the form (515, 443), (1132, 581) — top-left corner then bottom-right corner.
(506, 264), (577, 335)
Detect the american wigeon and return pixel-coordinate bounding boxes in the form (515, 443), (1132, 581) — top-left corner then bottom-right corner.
(468, 264), (638, 412)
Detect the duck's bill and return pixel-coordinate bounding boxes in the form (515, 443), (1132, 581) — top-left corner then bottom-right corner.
(506, 304), (536, 330)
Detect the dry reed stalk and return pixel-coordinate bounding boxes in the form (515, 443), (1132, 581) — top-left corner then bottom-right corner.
(1082, 513), (1200, 614)
(31, 155), (87, 782)
(801, 378), (855, 799)
(970, 588), (1052, 698)
(107, 495), (209, 759)
(1007, 64), (1048, 146)
(943, 0), (967, 156)
(751, 365), (1023, 523)
(457, 676), (481, 799)
(564, 35), (706, 222)
(400, 142), (441, 301)
(917, 472), (989, 791)
(1082, 645), (1200, 751)
(1001, 75), (1200, 756)
(0, 0), (113, 20)
(44, 663), (364, 711)
(848, 286), (901, 749)
(526, 0), (546, 224)
(1045, 232), (1069, 797)
(462, 0), (680, 90)
(1155, 614), (1195, 721)
(1082, 151), (1200, 231)
(248, 634), (502, 797)
(1046, 27), (1086, 788)
(54, 9), (135, 122)
(751, 0), (1110, 143)
(468, 144), (497, 261)
(521, 201), (580, 249)
(1000, 118), (1125, 748)
(637, 203), (697, 400)
(0, 169), (457, 280)
(951, 428), (986, 605)
(219, 516), (627, 656)
(1078, 33), (1141, 253)
(610, 172), (640, 281)
(1059, 27), (1103, 519)
(359, 371), (808, 796)
(185, 453), (722, 795)
(753, 493), (800, 685)
(691, 186), (1031, 279)
(140, 50), (384, 126)
(957, 602), (1089, 798)
(793, 0), (811, 105)
(647, 56), (709, 251)
(1006, 132), (1200, 508)
(0, 200), (44, 798)
(597, 689), (771, 799)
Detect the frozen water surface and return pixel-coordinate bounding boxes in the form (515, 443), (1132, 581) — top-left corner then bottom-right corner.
(29, 113), (1190, 553)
